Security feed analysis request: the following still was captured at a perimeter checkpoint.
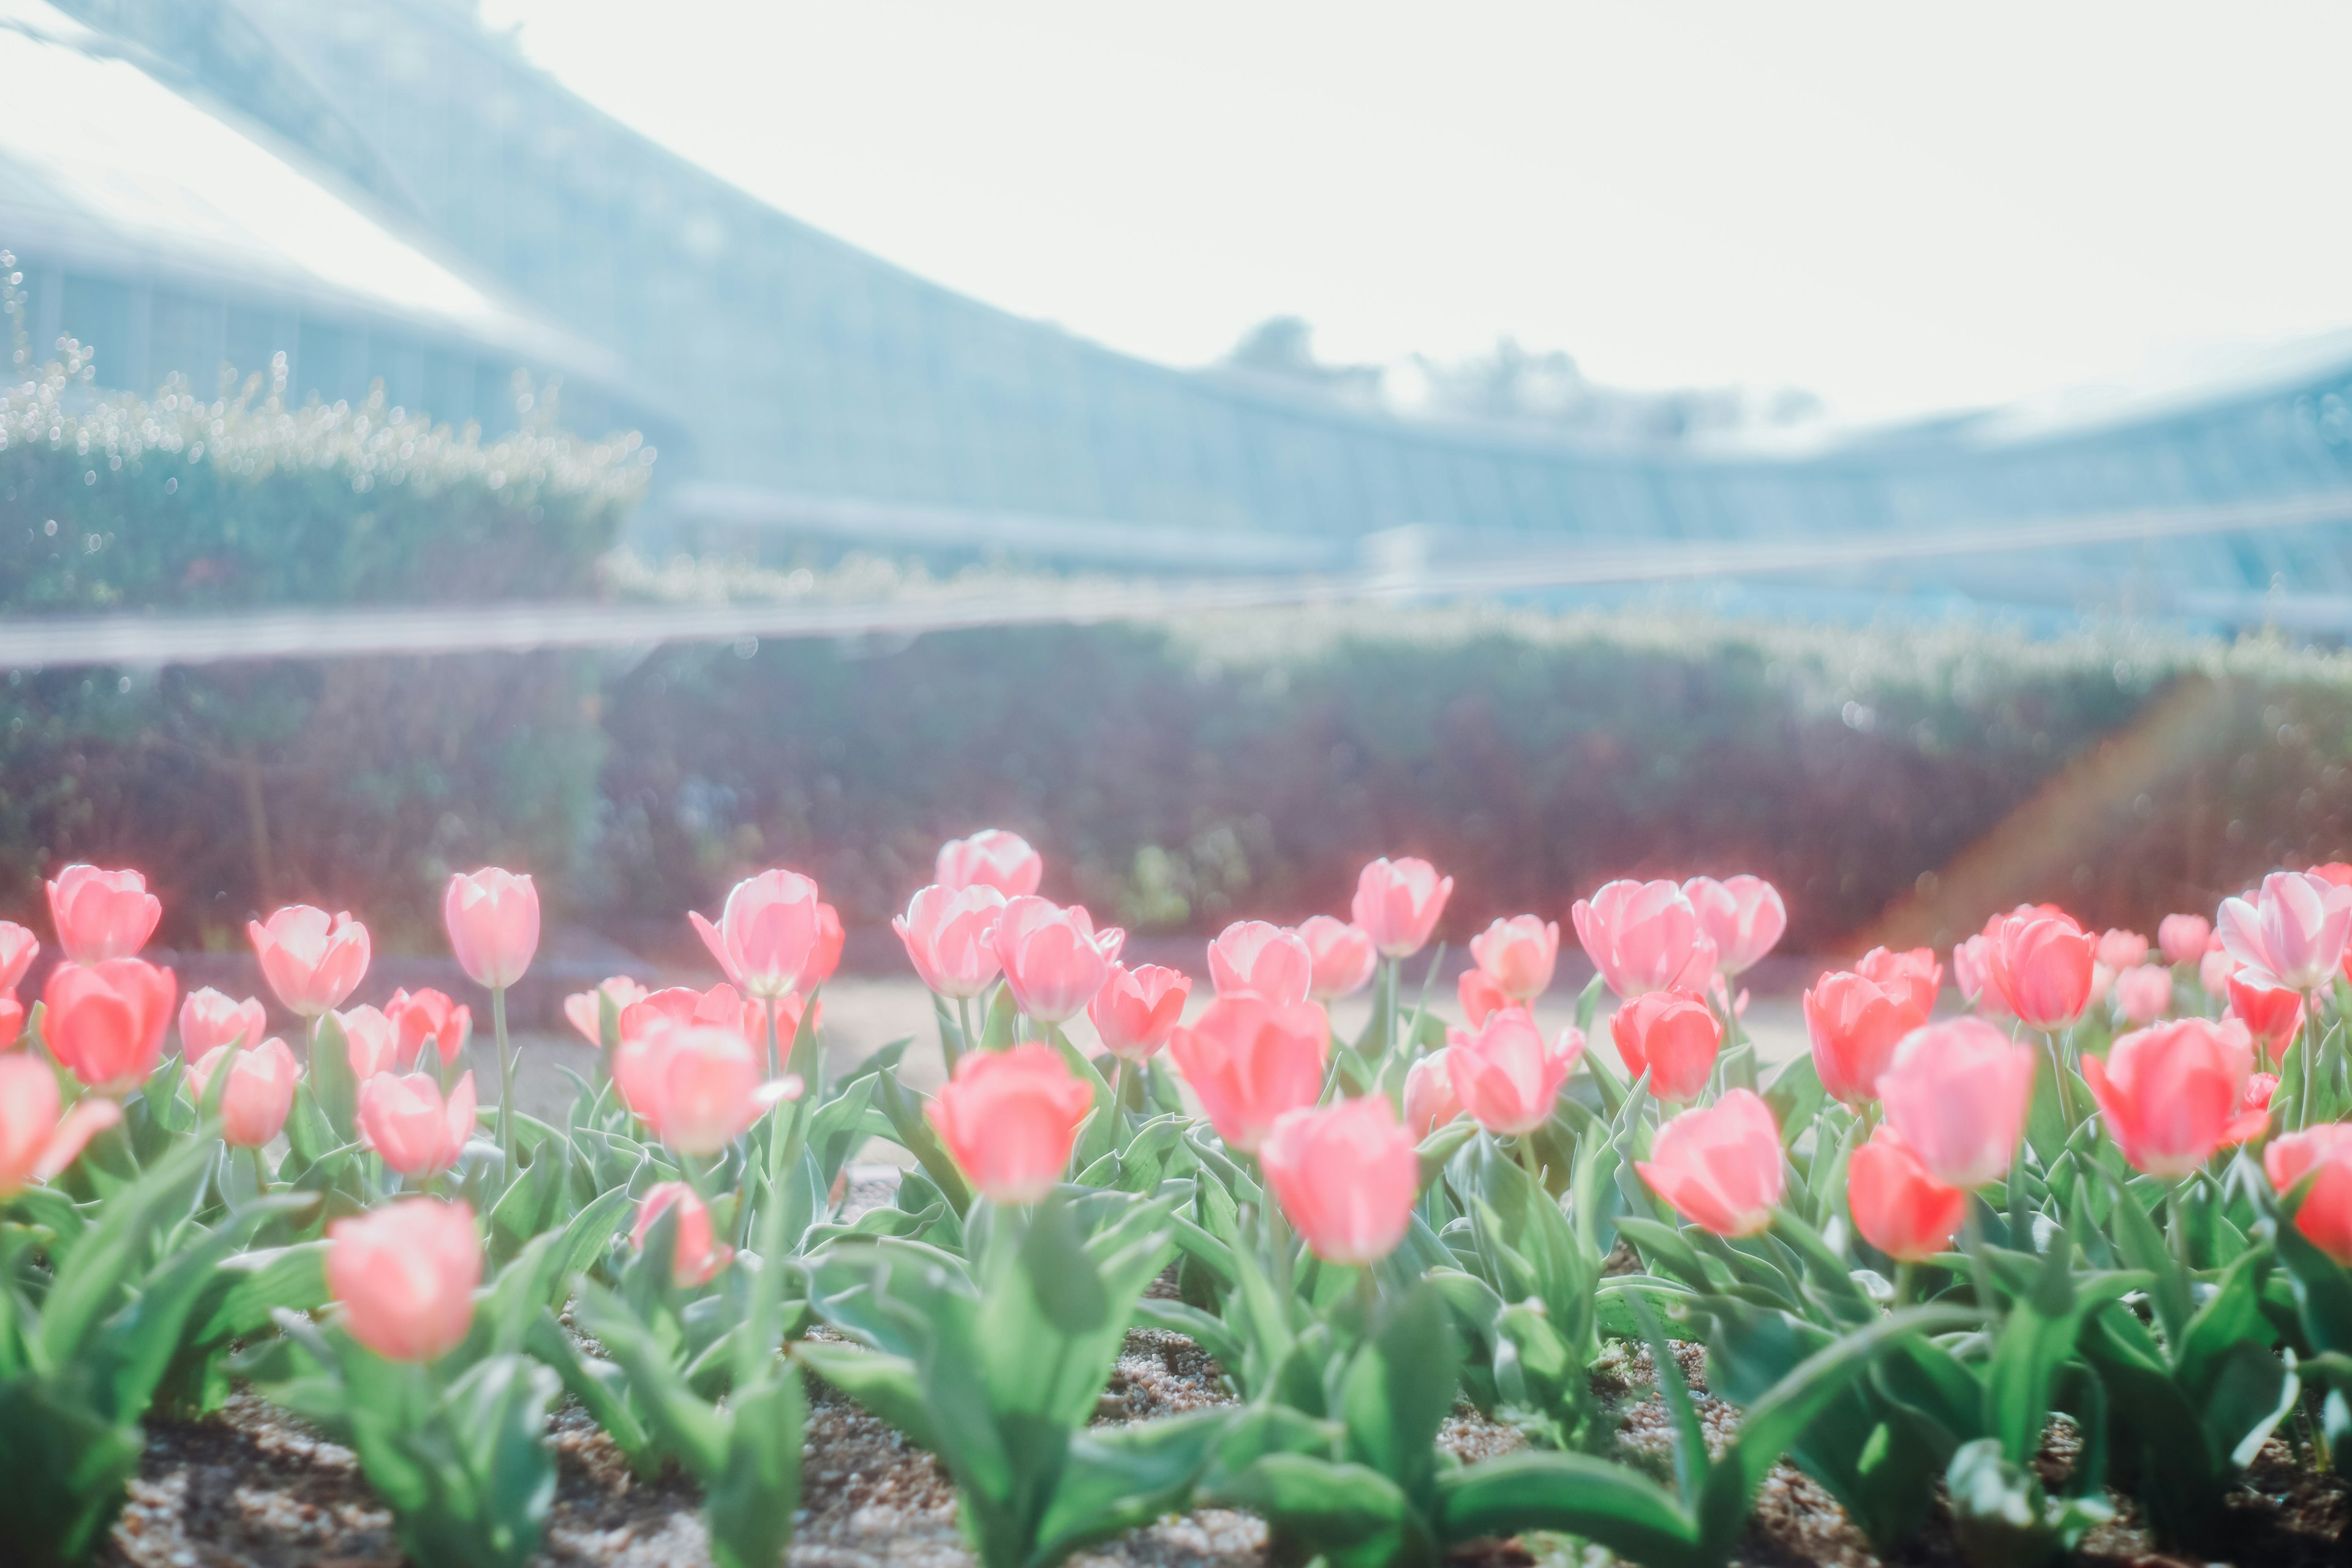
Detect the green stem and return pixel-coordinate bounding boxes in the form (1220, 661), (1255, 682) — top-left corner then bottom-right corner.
(952, 995), (973, 1072)
(1381, 957), (1401, 1062)
(1959, 1202), (1997, 1313)
(1355, 1259), (1381, 1324)
(2043, 1029), (2073, 1128)
(492, 985), (514, 1184)
(2168, 1179), (2192, 1279)
(1110, 1057), (1127, 1121)
(1893, 1261), (1918, 1308)
(1517, 1132), (1546, 1191)
(764, 996), (780, 1080)
(249, 1143), (271, 1195)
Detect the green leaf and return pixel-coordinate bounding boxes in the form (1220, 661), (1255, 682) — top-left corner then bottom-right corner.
(1436, 1450), (1698, 1567)
(1032, 1411), (1231, 1568)
(980, 985), (1018, 1054)
(1983, 1231), (2084, 1464)
(1206, 1453), (1413, 1562)
(1338, 1283), (1460, 1506)
(873, 1071), (974, 1217)
(2101, 1170), (2188, 1345)
(704, 1365), (804, 1568)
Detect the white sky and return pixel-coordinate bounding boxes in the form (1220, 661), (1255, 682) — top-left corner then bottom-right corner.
(480, 1), (2352, 424)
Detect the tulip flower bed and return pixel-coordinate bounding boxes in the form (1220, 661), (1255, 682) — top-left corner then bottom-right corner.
(7, 835), (2352, 1567)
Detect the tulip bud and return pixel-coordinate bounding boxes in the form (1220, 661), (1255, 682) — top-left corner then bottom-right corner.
(2158, 913), (2212, 967)
(326, 1198), (480, 1362)
(2082, 1017), (2258, 1177)
(1803, 971), (1909, 1105)
(357, 1071), (477, 1180)
(1168, 995), (1329, 1153)
(1087, 962), (1191, 1061)
(613, 1022), (799, 1155)
(0, 1052), (121, 1196)
(1261, 1096), (1419, 1265)
(179, 987), (268, 1060)
(1637, 1089), (1784, 1237)
(2219, 872), (2352, 992)
(1572, 879), (1716, 998)
(894, 884), (1007, 999)
(1403, 1047), (1466, 1136)
(1295, 916), (1378, 1001)
(927, 1041), (1095, 1205)
(1847, 1126), (1966, 1262)
(189, 1037), (300, 1148)
(1986, 910), (2094, 1031)
(0, 921), (38, 993)
(2228, 973), (2305, 1065)
(1683, 875), (1786, 976)
(249, 906), (371, 1017)
(2267, 1125), (2352, 1262)
(2094, 929), (2149, 972)
(1449, 1006), (1584, 1134)
(1878, 1019), (2037, 1189)
(990, 896), (1119, 1022)
(386, 987), (472, 1071)
(563, 976), (647, 1046)
(1469, 914), (1561, 1000)
(442, 867), (540, 990)
(1207, 921), (1314, 1006)
(41, 957), (176, 1092)
(689, 869), (818, 1000)
(339, 1003), (399, 1080)
(1609, 990), (1721, 1103)
(936, 829), (1043, 897)
(632, 1182), (733, 1286)
(2113, 963), (2172, 1026)
(1853, 946), (1941, 1025)
(1351, 857), (1453, 959)
(45, 864), (160, 964)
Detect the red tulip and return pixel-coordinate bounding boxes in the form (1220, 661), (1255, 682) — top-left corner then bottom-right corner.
(1610, 990), (1721, 1103)
(2113, 965), (2172, 1025)
(1403, 1047), (1466, 1136)
(1683, 875), (1786, 976)
(1803, 971), (1910, 1105)
(929, 1041), (1096, 1204)
(189, 1036), (299, 1148)
(0, 996), (20, 1052)
(0, 921), (37, 993)
(1637, 1089), (1784, 1237)
(443, 868), (540, 990)
(386, 987), (472, 1072)
(1847, 1126), (1966, 1262)
(690, 869), (818, 1000)
(0, 1052), (121, 1195)
(2158, 914), (2212, 967)
(2082, 1018), (2258, 1177)
(45, 864), (160, 964)
(613, 1022), (799, 1155)
(1261, 1096), (1419, 1264)
(807, 902), (846, 987)
(1986, 909), (2095, 1030)
(1295, 916), (1378, 1001)
(619, 983), (749, 1043)
(1469, 915), (1561, 1000)
(2321, 864), (2352, 888)
(179, 987), (267, 1060)
(1088, 962), (1191, 1061)
(2229, 974), (2306, 1065)
(633, 1182), (733, 1286)
(1854, 946), (1942, 1025)
(248, 906), (370, 1017)
(2095, 929), (2150, 972)
(1572, 879), (1716, 998)
(1450, 1006), (1584, 1134)
(1878, 1019), (2037, 1189)
(1168, 994), (1330, 1153)
(894, 884), (1008, 998)
(41, 957), (175, 1092)
(2218, 872), (2352, 992)
(327, 1198), (480, 1363)
(562, 976), (647, 1046)
(2267, 1125), (2352, 1262)
(1458, 966), (1510, 1028)
(2233, 1073), (2279, 1144)
(1207, 920), (1314, 1006)
(990, 896), (1120, 1022)
(358, 1071), (477, 1179)
(1351, 857), (1453, 958)
(935, 829), (1043, 897)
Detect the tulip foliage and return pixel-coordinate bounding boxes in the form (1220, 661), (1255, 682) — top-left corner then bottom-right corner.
(3, 850), (2352, 1567)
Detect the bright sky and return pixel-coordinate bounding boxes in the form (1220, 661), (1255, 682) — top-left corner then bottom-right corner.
(481, 1), (2352, 424)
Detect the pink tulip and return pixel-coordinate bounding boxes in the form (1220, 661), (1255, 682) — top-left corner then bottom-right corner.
(563, 977), (648, 1047)
(2158, 914), (2212, 967)
(339, 1004), (400, 1080)
(619, 984), (747, 1042)
(248, 906), (371, 1017)
(990, 896), (1120, 1022)
(633, 1182), (733, 1286)
(2095, 929), (2149, 972)
(188, 1037), (299, 1148)
(2233, 1074), (2280, 1144)
(2267, 1125), (2352, 1262)
(1458, 967), (1509, 1028)
(358, 1070), (477, 1179)
(1088, 963), (1191, 1061)
(1609, 990), (1721, 1103)
(41, 957), (175, 1092)
(1951, 933), (2009, 1019)
(443, 868), (540, 990)
(1986, 909), (2095, 1030)
(1260, 1096), (1419, 1264)
(1469, 915), (1561, 1000)
(1168, 995), (1330, 1153)
(1572, 879), (1716, 998)
(2082, 1018), (2260, 1178)
(1637, 1089), (1784, 1237)
(928, 1041), (1096, 1204)
(1847, 1126), (1966, 1262)
(2200, 946), (2238, 998)
(1404, 1047), (1466, 1136)
(1683, 875), (1787, 976)
(1878, 1019), (2037, 1189)
(1295, 916), (1378, 1001)
(2323, 864), (2352, 888)
(1207, 921), (1314, 1006)
(0, 1052), (121, 1196)
(690, 869), (820, 1000)
(1449, 1006), (1585, 1135)
(2228, 973), (2306, 1065)
(614, 1022), (800, 1155)
(0, 997), (19, 1052)
(2219, 872), (2352, 992)
(1854, 946), (1942, 1025)
(45, 864), (160, 964)
(386, 987), (472, 1071)
(894, 884), (1008, 998)
(808, 903), (846, 987)
(0, 921), (37, 993)
(1351, 857), (1453, 958)
(1803, 971), (1911, 1106)
(179, 987), (267, 1059)
(2113, 964), (2173, 1026)
(327, 1199), (480, 1363)
(936, 829), (1044, 897)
